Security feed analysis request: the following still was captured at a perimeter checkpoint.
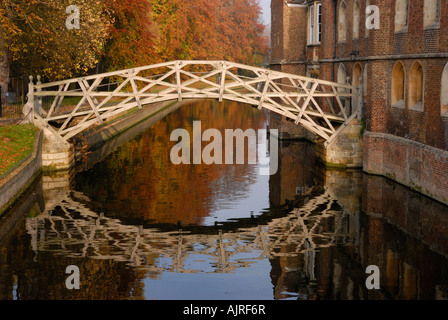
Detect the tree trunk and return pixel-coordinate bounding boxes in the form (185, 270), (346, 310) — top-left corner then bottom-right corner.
(0, 25), (9, 105)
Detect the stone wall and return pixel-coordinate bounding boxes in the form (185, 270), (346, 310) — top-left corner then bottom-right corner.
(364, 130), (448, 205)
(0, 130), (43, 215)
(316, 118), (364, 168)
(270, 0), (307, 73)
(40, 128), (75, 171)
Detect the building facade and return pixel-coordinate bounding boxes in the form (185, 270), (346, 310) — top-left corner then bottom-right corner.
(271, 0), (448, 204)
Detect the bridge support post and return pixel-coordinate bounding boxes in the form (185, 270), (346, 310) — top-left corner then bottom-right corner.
(40, 127), (75, 172)
(42, 169), (74, 212)
(315, 117), (363, 168)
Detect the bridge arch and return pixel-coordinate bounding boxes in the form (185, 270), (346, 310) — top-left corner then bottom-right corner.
(25, 60), (358, 145)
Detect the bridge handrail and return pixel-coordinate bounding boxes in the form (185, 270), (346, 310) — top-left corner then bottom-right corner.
(25, 60), (360, 144)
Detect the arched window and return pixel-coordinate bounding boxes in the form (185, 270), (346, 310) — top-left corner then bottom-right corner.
(337, 63), (347, 88)
(352, 63), (363, 112)
(424, 0), (440, 28)
(353, 63), (366, 101)
(395, 0), (408, 32)
(392, 62), (405, 108)
(353, 1), (360, 39)
(441, 63), (448, 117)
(338, 1), (347, 42)
(352, 63), (363, 87)
(363, 63), (368, 100)
(409, 62), (424, 111)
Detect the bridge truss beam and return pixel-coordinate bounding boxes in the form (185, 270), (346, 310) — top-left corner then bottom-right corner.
(26, 60), (359, 144)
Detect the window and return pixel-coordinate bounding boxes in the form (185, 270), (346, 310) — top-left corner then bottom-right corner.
(352, 63), (363, 87)
(395, 0), (408, 32)
(352, 63), (363, 112)
(409, 62), (423, 111)
(392, 62), (405, 108)
(308, 2), (322, 45)
(338, 1), (347, 42)
(337, 63), (347, 91)
(441, 63), (448, 117)
(353, 1), (360, 39)
(365, 0), (370, 38)
(317, 3), (322, 43)
(424, 0), (440, 28)
(363, 63), (368, 100)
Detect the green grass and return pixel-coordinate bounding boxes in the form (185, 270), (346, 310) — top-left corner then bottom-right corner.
(0, 124), (39, 177)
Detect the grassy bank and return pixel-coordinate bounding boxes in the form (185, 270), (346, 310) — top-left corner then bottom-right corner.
(0, 124), (39, 177)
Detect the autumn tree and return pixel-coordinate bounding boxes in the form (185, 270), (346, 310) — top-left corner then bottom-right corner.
(101, 0), (268, 71)
(1, 0), (268, 103)
(101, 0), (158, 71)
(218, 0), (268, 66)
(0, 0), (110, 100)
(149, 0), (268, 65)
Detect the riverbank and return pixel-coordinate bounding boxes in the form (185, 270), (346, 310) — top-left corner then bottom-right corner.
(0, 124), (39, 176)
(0, 129), (43, 215)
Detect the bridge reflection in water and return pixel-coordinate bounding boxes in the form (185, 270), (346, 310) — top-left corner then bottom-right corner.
(1, 101), (448, 300)
(25, 179), (349, 274)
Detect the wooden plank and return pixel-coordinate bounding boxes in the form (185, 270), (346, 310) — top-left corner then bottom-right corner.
(219, 63), (227, 102)
(258, 76), (270, 110)
(129, 71), (142, 109)
(175, 61), (182, 101)
(295, 82), (318, 125)
(78, 79), (103, 124)
(47, 84), (64, 118)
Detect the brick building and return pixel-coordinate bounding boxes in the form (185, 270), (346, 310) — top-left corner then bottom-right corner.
(270, 0), (448, 204)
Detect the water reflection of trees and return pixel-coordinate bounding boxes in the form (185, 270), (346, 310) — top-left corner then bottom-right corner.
(73, 100), (266, 225)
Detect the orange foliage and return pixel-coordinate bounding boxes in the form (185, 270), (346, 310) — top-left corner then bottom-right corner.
(105, 0), (269, 70)
(75, 100), (267, 225)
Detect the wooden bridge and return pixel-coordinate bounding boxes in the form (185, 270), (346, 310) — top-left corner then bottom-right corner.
(25, 60), (359, 145)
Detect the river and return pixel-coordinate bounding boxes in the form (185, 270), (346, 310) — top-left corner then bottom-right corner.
(1, 99), (448, 300)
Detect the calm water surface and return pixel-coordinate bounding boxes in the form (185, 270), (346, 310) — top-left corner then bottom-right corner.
(1, 100), (448, 300)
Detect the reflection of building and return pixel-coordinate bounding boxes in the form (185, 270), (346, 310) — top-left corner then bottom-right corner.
(362, 174), (448, 299)
(267, 139), (448, 299)
(269, 172), (448, 300)
(269, 140), (318, 206)
(270, 0), (448, 205)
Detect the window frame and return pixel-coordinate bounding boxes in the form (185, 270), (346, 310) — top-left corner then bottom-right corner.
(338, 1), (347, 43)
(353, 0), (360, 39)
(440, 63), (448, 117)
(308, 2), (322, 45)
(423, 0), (440, 29)
(409, 62), (424, 112)
(391, 62), (406, 108)
(394, 0), (409, 33)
